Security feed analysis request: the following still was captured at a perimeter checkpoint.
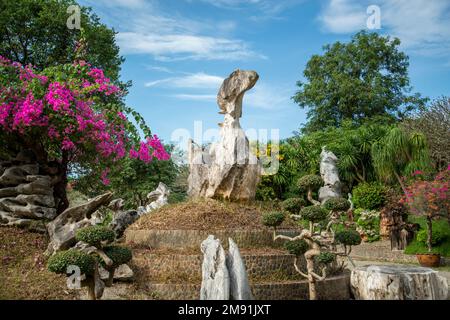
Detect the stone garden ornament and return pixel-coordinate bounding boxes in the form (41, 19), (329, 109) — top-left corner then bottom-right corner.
(188, 69), (262, 201)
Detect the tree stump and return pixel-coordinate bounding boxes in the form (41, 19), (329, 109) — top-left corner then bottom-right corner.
(351, 265), (448, 300)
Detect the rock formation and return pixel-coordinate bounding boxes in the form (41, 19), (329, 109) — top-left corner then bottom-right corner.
(188, 69), (261, 201)
(0, 153), (57, 231)
(200, 235), (230, 300)
(227, 238), (253, 300)
(109, 209), (139, 239)
(318, 147), (342, 203)
(351, 265), (448, 300)
(45, 192), (113, 255)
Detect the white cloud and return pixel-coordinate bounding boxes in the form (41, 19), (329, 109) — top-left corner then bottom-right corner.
(145, 73), (224, 88)
(173, 94), (217, 101)
(318, 0), (450, 58)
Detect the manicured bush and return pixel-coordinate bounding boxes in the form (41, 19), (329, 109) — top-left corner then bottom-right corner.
(315, 251), (335, 265)
(335, 230), (362, 246)
(75, 225), (115, 247)
(323, 197), (350, 211)
(262, 212), (285, 228)
(101, 246), (132, 268)
(300, 206), (328, 223)
(47, 249), (96, 275)
(285, 239), (309, 256)
(352, 182), (386, 210)
(281, 198), (306, 214)
(297, 175), (323, 192)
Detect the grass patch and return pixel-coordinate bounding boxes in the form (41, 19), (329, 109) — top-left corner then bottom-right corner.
(404, 216), (450, 257)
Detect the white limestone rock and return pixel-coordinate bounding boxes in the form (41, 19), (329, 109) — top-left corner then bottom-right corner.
(144, 182), (170, 213)
(200, 235), (230, 300)
(318, 147), (342, 203)
(188, 69), (261, 201)
(227, 238), (253, 300)
(351, 265), (448, 300)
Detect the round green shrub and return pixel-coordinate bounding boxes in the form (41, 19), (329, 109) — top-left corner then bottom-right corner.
(416, 228), (448, 246)
(281, 198), (306, 214)
(300, 206), (328, 223)
(323, 197), (350, 211)
(315, 251), (335, 265)
(297, 175), (323, 192)
(100, 246), (132, 268)
(47, 249), (96, 275)
(75, 225), (115, 247)
(262, 211), (285, 228)
(352, 182), (386, 210)
(335, 230), (362, 246)
(284, 239), (309, 256)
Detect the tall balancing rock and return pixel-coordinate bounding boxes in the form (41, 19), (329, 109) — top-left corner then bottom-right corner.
(188, 69), (261, 201)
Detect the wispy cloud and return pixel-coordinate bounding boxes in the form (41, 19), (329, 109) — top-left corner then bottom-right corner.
(145, 73), (224, 88)
(173, 94), (217, 101)
(318, 0), (450, 58)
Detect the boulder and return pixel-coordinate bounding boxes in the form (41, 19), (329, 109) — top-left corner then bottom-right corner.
(351, 265), (448, 300)
(109, 210), (139, 238)
(45, 192), (113, 255)
(99, 264), (134, 282)
(318, 147), (342, 203)
(200, 235), (230, 300)
(188, 69), (261, 201)
(227, 238), (253, 300)
(144, 182), (170, 213)
(0, 164), (39, 186)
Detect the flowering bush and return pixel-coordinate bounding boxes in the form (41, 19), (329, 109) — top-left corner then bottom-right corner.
(354, 208), (380, 242)
(0, 56), (169, 212)
(400, 166), (450, 251)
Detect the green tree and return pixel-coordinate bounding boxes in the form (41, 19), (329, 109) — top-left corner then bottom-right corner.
(293, 31), (427, 133)
(0, 0), (123, 81)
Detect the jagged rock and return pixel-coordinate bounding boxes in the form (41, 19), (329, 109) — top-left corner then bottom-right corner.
(45, 192), (113, 255)
(0, 197), (56, 219)
(227, 238), (253, 300)
(200, 235), (230, 300)
(108, 198), (125, 211)
(318, 147), (342, 203)
(145, 182), (170, 213)
(0, 210), (47, 232)
(188, 70), (261, 201)
(0, 164), (39, 186)
(351, 265), (448, 300)
(109, 210), (139, 238)
(99, 264), (134, 282)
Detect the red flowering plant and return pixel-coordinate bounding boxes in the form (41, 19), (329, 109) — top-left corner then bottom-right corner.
(0, 55), (169, 213)
(400, 166), (450, 252)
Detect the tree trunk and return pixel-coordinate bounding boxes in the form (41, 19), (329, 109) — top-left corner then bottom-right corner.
(307, 259), (317, 300)
(105, 268), (115, 287)
(427, 216), (433, 252)
(86, 278), (96, 300)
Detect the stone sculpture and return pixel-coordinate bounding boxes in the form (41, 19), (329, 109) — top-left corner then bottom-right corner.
(351, 265), (448, 300)
(45, 192), (113, 255)
(188, 69), (261, 201)
(318, 147), (342, 203)
(200, 235), (253, 300)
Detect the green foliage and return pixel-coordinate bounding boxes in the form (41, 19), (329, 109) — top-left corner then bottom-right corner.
(293, 30), (427, 134)
(47, 249), (95, 275)
(354, 209), (380, 242)
(0, 0), (123, 81)
(284, 240), (309, 256)
(297, 175), (323, 192)
(261, 212), (285, 228)
(101, 246), (132, 268)
(352, 182), (387, 209)
(404, 239), (450, 257)
(281, 198), (306, 214)
(323, 197), (350, 211)
(335, 230), (362, 246)
(75, 226), (115, 247)
(413, 219), (450, 247)
(315, 252), (335, 265)
(416, 229), (448, 246)
(300, 206), (328, 223)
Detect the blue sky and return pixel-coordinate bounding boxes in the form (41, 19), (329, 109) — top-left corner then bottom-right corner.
(79, 0), (450, 149)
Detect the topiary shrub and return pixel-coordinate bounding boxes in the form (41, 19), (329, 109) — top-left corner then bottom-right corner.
(335, 230), (362, 246)
(47, 249), (96, 275)
(297, 175), (323, 192)
(323, 197), (350, 212)
(285, 239), (309, 256)
(75, 225), (115, 247)
(300, 206), (328, 223)
(101, 246), (132, 268)
(262, 211), (285, 228)
(416, 228), (448, 246)
(315, 251), (335, 265)
(352, 182), (386, 210)
(281, 198), (306, 214)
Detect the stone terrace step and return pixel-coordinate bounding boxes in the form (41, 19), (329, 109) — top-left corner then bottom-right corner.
(125, 228), (300, 250)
